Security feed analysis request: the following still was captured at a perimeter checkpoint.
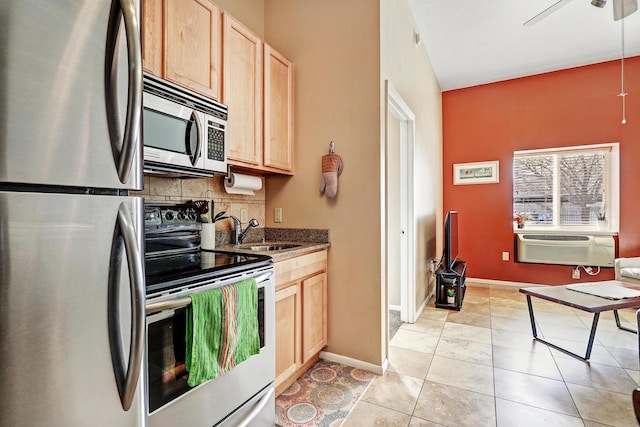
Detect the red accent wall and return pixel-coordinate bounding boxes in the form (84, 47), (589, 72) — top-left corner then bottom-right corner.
(442, 57), (640, 285)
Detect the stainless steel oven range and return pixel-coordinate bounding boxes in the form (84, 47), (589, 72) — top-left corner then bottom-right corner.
(144, 203), (275, 427)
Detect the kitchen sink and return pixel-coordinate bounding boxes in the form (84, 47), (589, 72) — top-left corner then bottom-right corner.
(236, 243), (301, 251)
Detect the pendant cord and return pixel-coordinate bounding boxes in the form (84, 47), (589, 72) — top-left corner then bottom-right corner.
(618, 5), (627, 125)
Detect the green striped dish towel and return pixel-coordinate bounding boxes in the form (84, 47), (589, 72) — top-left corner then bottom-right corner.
(185, 278), (260, 387)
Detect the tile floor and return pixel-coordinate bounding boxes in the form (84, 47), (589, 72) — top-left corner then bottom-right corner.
(343, 282), (640, 427)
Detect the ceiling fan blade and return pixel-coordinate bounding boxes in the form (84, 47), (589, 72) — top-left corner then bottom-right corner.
(524, 0), (575, 26)
(613, 0), (638, 20)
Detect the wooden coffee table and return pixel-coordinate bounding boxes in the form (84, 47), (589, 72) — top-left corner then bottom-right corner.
(519, 281), (640, 361)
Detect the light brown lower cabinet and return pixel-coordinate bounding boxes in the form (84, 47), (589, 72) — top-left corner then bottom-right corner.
(274, 249), (328, 396)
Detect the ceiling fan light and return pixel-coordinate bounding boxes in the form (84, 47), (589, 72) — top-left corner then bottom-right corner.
(591, 0), (606, 8)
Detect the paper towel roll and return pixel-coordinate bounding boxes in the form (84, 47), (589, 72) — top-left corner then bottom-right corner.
(224, 173), (262, 195)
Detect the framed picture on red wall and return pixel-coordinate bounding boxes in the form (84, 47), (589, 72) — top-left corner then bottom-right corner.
(453, 160), (499, 185)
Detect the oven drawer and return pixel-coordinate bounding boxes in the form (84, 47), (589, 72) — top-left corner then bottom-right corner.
(218, 384), (275, 427)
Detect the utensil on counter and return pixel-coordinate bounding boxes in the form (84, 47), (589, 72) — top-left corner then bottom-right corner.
(213, 211), (227, 222)
(194, 200), (209, 214)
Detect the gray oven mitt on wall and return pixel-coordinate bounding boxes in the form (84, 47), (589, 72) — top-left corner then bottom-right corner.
(320, 153), (343, 198)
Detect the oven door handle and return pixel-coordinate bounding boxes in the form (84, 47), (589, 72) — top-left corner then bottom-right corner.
(108, 202), (145, 411)
(145, 270), (273, 314)
(237, 387), (275, 427)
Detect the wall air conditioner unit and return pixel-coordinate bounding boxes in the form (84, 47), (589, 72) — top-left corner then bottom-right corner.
(516, 234), (615, 267)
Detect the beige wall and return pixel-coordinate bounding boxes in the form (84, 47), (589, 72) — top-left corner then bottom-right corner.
(264, 0), (383, 364)
(199, 0), (442, 367)
(380, 0), (442, 316)
(214, 0), (264, 38)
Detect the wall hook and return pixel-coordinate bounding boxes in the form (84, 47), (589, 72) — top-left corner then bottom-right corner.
(329, 141), (335, 154)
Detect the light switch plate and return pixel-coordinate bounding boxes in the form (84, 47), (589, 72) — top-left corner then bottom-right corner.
(502, 251), (509, 261)
(240, 208), (248, 223)
(274, 208), (283, 223)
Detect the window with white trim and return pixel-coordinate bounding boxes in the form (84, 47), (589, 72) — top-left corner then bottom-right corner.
(513, 143), (619, 232)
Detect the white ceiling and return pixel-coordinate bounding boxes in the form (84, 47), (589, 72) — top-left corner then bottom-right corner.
(408, 0), (640, 91)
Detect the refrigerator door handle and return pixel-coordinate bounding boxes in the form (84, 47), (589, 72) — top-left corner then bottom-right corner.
(106, 0), (143, 184)
(108, 202), (145, 411)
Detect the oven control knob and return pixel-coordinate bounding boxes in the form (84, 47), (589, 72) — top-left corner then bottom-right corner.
(188, 212), (197, 221)
(164, 211), (174, 221)
(177, 211), (187, 220)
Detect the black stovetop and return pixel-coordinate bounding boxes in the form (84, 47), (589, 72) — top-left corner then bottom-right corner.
(145, 250), (272, 294)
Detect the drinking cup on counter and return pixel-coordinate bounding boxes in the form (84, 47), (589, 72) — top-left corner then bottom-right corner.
(201, 223), (216, 250)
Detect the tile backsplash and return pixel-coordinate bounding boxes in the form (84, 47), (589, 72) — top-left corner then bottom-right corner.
(133, 174), (265, 232)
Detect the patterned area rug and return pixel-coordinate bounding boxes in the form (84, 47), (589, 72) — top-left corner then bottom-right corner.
(275, 360), (376, 426)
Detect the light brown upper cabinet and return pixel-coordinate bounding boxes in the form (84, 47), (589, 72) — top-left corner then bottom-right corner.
(264, 44), (294, 173)
(223, 13), (294, 174)
(222, 13), (263, 168)
(142, 0), (221, 100)
(142, 0), (163, 76)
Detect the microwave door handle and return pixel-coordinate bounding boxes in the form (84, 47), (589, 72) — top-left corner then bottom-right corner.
(187, 111), (203, 166)
(108, 203), (145, 411)
(106, 0), (143, 184)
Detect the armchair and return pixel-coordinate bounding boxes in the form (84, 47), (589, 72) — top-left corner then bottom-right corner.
(614, 257), (640, 285)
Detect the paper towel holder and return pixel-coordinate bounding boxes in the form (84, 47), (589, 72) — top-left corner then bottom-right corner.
(224, 164), (233, 183)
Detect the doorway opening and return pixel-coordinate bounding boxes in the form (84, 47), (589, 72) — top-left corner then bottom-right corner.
(385, 81), (416, 340)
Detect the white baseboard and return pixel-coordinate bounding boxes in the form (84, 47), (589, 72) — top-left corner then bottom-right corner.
(388, 304), (401, 312)
(415, 297), (428, 319)
(466, 277), (544, 288)
(320, 351), (386, 376)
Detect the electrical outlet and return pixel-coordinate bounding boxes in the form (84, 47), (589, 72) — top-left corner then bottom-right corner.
(240, 208), (248, 223)
(274, 207), (283, 223)
(502, 251), (509, 261)
(572, 267), (580, 279)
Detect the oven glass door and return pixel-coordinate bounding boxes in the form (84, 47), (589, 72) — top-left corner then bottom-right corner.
(147, 287), (265, 413)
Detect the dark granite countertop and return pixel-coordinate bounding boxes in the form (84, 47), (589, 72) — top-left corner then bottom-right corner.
(214, 228), (330, 260)
(216, 241), (330, 260)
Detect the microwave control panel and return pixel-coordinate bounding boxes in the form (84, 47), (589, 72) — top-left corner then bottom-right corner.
(207, 121), (225, 162)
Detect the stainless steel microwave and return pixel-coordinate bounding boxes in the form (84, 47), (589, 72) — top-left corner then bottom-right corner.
(143, 73), (227, 177)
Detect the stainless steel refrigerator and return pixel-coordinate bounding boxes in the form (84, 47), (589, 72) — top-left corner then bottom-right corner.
(0, 1), (146, 426)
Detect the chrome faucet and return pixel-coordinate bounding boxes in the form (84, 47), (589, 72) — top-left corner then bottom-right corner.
(229, 216), (259, 244)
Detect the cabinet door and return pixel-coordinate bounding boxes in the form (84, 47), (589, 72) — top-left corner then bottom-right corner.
(164, 0), (221, 100)
(264, 44), (293, 173)
(302, 273), (327, 363)
(142, 0), (163, 75)
(223, 12), (263, 166)
(275, 284), (301, 383)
